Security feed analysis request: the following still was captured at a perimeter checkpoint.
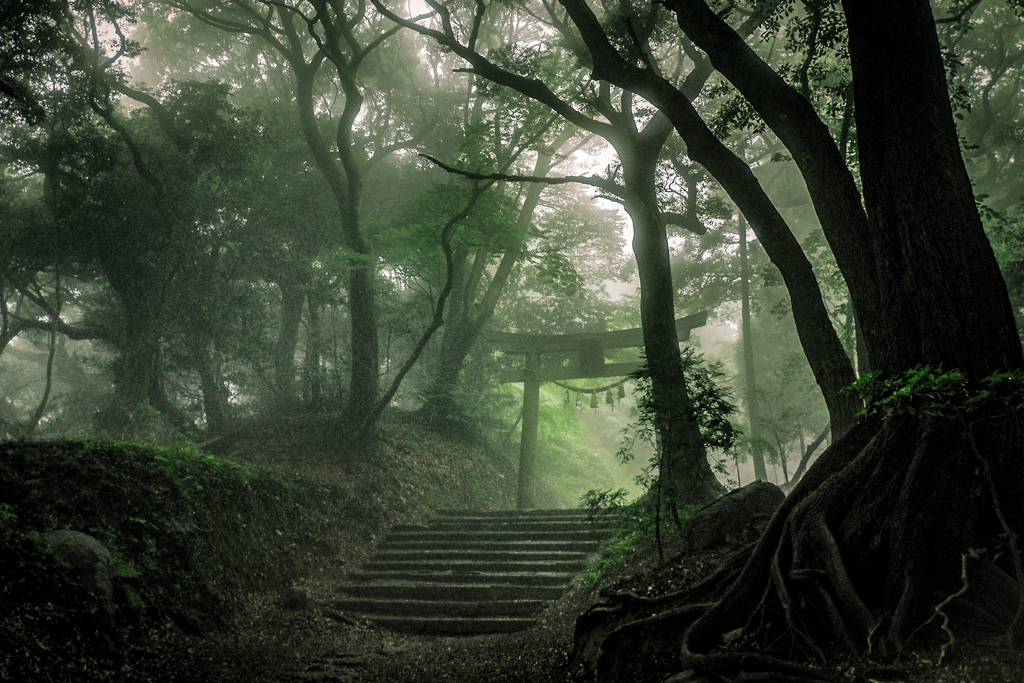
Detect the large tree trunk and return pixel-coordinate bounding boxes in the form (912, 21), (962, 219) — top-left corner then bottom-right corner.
(116, 303), (160, 408)
(196, 340), (231, 434)
(294, 66), (380, 433)
(844, 1), (1022, 377)
(345, 256), (379, 423)
(619, 113), (724, 506)
(148, 358), (197, 435)
(99, 256), (164, 422)
(428, 316), (483, 412)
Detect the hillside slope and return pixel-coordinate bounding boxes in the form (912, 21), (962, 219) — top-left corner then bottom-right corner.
(0, 413), (518, 681)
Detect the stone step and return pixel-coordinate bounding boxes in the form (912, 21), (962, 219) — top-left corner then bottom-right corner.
(429, 517), (605, 527)
(365, 559), (589, 573)
(337, 582), (567, 601)
(342, 508), (619, 636)
(429, 513), (614, 522)
(395, 520), (610, 532)
(437, 509), (595, 518)
(372, 548), (592, 562)
(349, 571), (576, 587)
(389, 528), (614, 536)
(333, 597), (547, 618)
(386, 529), (610, 543)
(359, 615), (536, 635)
(378, 539), (604, 552)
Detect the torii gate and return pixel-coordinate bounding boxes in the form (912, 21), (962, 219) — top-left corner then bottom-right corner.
(484, 311), (708, 509)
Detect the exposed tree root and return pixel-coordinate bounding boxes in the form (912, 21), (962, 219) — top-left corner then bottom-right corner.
(578, 414), (1024, 682)
(594, 603), (713, 681)
(908, 549), (980, 665)
(967, 412), (1024, 647)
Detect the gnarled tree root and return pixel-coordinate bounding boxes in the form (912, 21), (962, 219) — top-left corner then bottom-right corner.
(675, 413), (1023, 681)
(582, 414), (1024, 682)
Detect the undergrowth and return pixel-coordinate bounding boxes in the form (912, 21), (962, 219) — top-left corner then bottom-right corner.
(575, 493), (692, 594)
(0, 439), (361, 681)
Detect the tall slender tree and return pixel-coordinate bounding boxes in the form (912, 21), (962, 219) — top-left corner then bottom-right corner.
(164, 0), (406, 432)
(738, 214), (768, 481)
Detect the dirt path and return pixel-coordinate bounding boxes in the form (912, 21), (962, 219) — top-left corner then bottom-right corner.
(134, 576), (592, 683)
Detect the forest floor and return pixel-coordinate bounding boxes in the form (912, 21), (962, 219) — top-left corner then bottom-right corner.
(4, 414), (1022, 682)
(142, 460), (1021, 682)
(128, 565), (592, 682)
(130, 542), (1024, 683)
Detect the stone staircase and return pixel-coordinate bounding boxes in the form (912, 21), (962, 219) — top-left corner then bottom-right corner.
(334, 508), (617, 635)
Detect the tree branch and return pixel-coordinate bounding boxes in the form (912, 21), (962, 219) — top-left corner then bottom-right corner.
(796, 0), (821, 100)
(662, 211), (707, 236)
(364, 183), (489, 427)
(22, 269), (62, 438)
(935, 0), (984, 24)
(6, 315), (117, 344)
(419, 153), (622, 196)
(370, 0), (621, 142)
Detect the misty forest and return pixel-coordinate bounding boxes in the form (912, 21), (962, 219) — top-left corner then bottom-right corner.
(3, 0), (1024, 681)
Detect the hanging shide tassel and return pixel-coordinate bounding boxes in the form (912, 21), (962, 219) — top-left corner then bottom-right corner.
(590, 393), (599, 409)
(618, 384), (626, 399)
(576, 393), (583, 410)
(563, 388), (571, 408)
(606, 390), (613, 405)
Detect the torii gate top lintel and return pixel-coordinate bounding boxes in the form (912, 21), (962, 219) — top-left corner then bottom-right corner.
(485, 311), (709, 383)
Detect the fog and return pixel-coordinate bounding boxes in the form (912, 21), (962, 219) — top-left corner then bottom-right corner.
(5, 1), (1024, 681)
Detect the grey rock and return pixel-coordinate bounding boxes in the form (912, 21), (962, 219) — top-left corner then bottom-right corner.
(681, 481), (785, 553)
(41, 529), (115, 621)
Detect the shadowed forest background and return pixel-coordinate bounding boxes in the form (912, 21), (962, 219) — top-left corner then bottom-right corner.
(3, 0), (1024, 681)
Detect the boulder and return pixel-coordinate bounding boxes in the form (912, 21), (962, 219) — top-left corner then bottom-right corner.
(41, 529), (115, 621)
(681, 481), (785, 553)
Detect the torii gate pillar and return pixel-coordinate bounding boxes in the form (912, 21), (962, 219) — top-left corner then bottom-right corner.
(518, 352), (541, 509)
